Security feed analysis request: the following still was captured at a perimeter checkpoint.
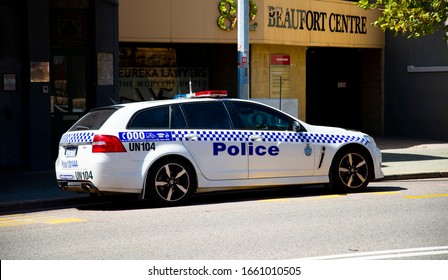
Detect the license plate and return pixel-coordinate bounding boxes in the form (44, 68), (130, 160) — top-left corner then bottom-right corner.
(65, 147), (77, 157)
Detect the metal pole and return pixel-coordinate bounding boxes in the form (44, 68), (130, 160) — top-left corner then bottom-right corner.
(237, 0), (249, 99)
(279, 76), (282, 111)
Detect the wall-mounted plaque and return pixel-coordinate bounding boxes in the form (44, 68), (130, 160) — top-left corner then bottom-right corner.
(30, 62), (50, 82)
(270, 54), (290, 98)
(97, 52), (114, 86)
(3, 73), (16, 91)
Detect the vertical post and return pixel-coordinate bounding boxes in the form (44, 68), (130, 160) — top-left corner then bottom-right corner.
(279, 76), (282, 111)
(237, 0), (249, 99)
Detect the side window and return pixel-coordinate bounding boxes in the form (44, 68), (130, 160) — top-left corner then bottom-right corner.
(230, 101), (292, 131)
(129, 106), (169, 128)
(182, 102), (232, 129)
(170, 105), (188, 129)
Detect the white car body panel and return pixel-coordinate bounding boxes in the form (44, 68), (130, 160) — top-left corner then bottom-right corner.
(181, 130), (248, 180)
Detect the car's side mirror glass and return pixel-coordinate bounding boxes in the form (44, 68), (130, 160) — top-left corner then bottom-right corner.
(292, 121), (301, 132)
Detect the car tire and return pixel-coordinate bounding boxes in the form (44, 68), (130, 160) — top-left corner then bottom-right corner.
(331, 147), (372, 192)
(146, 158), (196, 206)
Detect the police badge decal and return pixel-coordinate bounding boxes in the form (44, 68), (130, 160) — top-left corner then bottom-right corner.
(304, 144), (312, 157)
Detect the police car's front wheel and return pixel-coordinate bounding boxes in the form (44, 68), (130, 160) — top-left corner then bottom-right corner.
(146, 158), (196, 206)
(331, 147), (372, 192)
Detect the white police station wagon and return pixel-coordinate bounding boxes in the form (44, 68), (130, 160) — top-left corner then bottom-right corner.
(56, 91), (383, 206)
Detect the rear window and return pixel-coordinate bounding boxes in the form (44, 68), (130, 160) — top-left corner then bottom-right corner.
(69, 108), (118, 131)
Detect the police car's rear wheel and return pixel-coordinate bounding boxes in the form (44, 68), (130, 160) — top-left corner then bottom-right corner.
(332, 147), (371, 192)
(147, 158), (195, 206)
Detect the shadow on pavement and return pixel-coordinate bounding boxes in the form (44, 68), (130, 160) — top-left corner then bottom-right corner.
(73, 185), (407, 212)
(375, 137), (444, 150)
(382, 153), (448, 163)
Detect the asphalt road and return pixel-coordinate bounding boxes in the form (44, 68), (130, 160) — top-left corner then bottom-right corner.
(1, 178), (447, 260)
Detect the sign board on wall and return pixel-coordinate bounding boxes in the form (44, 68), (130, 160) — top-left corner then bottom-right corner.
(118, 47), (210, 102)
(3, 74), (16, 91)
(119, 67), (209, 102)
(263, 0), (384, 48)
(30, 62), (50, 82)
(270, 54), (290, 98)
(97, 53), (114, 86)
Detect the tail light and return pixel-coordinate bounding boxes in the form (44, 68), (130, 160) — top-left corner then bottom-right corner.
(92, 135), (126, 153)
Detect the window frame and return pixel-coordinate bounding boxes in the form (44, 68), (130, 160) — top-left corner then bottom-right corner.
(226, 100), (298, 131)
(180, 101), (234, 130)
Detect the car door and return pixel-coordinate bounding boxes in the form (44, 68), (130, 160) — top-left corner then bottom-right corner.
(229, 100), (316, 179)
(180, 101), (248, 180)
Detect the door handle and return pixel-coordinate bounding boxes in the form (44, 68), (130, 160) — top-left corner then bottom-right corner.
(249, 135), (264, 142)
(185, 134), (199, 141)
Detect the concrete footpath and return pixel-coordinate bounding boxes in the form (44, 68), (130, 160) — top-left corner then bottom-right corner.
(0, 137), (447, 211)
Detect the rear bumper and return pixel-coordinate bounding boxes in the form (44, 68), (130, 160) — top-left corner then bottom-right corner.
(57, 180), (100, 194)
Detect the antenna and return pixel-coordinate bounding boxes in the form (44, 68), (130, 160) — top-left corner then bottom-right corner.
(188, 69), (193, 94)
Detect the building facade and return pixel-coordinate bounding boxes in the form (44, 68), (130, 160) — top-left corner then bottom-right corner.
(119, 0), (385, 132)
(0, 0), (118, 171)
(1, 0), (386, 172)
(384, 29), (448, 141)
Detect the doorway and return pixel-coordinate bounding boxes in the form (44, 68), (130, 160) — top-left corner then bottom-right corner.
(50, 53), (91, 159)
(306, 47), (362, 130)
(49, 0), (92, 160)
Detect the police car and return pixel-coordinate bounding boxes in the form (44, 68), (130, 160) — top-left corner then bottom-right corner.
(55, 90), (383, 206)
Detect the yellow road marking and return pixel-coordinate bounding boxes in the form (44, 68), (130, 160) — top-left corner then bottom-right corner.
(307, 194), (347, 200)
(0, 214), (86, 228)
(259, 194), (346, 202)
(259, 198), (295, 202)
(46, 218), (85, 224)
(404, 194), (448, 199)
(258, 191), (447, 203)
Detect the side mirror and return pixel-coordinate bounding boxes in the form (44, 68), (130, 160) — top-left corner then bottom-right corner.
(292, 121), (301, 132)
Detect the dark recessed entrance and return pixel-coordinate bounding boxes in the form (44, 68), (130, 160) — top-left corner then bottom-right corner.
(306, 47), (362, 130)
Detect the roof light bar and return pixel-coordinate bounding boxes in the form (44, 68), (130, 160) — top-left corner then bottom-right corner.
(174, 90), (228, 99)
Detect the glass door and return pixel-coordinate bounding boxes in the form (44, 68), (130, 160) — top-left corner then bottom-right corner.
(51, 53), (90, 159)
(52, 54), (87, 114)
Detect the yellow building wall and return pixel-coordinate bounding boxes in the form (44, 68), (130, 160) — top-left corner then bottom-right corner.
(119, 0), (384, 48)
(119, 0), (384, 126)
(251, 44), (307, 120)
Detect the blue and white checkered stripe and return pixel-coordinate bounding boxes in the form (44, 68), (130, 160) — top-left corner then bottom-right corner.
(58, 130), (367, 145)
(172, 131), (367, 145)
(173, 131), (250, 142)
(60, 132), (95, 144)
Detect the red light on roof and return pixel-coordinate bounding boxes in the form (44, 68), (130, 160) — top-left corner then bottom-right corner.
(194, 90), (227, 97)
